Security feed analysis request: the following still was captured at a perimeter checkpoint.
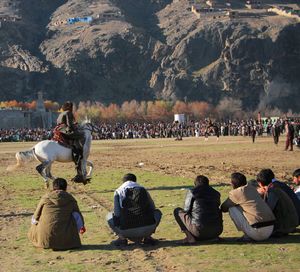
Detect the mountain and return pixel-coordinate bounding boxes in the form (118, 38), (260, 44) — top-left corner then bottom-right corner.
(0, 0), (299, 111)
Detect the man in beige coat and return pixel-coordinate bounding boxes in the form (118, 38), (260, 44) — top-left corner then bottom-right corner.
(28, 178), (84, 250)
(221, 172), (275, 241)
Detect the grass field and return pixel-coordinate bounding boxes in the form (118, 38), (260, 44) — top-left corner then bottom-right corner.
(0, 136), (299, 272)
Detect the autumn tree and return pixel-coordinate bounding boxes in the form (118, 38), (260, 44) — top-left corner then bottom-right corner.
(121, 100), (141, 121)
(100, 103), (120, 122)
(189, 101), (211, 119)
(44, 100), (60, 111)
(146, 100), (172, 121)
(172, 101), (190, 115)
(75, 101), (102, 123)
(216, 97), (243, 119)
(6, 100), (19, 108)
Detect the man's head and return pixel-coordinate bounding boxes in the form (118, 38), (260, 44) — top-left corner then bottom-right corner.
(293, 169), (300, 185)
(122, 173), (136, 183)
(194, 175), (209, 187)
(53, 178), (67, 191)
(62, 101), (73, 111)
(256, 169), (275, 187)
(231, 172), (247, 189)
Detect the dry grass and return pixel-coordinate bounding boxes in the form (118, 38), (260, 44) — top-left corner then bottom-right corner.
(0, 136), (299, 272)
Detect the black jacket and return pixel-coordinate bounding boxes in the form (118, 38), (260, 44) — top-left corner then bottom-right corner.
(184, 184), (223, 228)
(272, 180), (300, 225)
(119, 187), (155, 230)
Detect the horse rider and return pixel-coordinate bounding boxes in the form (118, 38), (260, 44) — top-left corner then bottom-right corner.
(56, 101), (85, 175)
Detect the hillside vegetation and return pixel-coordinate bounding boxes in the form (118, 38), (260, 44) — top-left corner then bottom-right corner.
(0, 0), (299, 111)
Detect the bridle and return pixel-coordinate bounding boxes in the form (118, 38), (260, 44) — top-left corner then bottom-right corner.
(80, 123), (101, 135)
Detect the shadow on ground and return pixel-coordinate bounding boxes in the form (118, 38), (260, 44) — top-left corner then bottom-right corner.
(74, 232), (300, 252)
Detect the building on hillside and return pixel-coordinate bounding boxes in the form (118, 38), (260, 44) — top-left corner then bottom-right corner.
(67, 16), (93, 25)
(245, 0), (262, 9)
(191, 4), (224, 18)
(268, 6), (300, 21)
(226, 10), (238, 19)
(96, 10), (123, 21)
(0, 92), (58, 129)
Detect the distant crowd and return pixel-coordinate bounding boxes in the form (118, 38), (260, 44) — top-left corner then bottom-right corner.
(0, 128), (52, 142)
(1, 118), (300, 142)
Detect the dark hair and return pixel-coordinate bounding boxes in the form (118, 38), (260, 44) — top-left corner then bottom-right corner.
(122, 173), (136, 183)
(256, 169), (274, 186)
(194, 175), (209, 187)
(293, 169), (300, 178)
(231, 172), (247, 189)
(62, 101), (73, 111)
(53, 178), (67, 191)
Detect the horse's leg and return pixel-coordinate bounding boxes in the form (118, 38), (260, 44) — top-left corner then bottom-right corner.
(36, 161), (52, 187)
(45, 162), (55, 180)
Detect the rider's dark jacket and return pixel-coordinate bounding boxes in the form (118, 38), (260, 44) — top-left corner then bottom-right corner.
(57, 111), (76, 133)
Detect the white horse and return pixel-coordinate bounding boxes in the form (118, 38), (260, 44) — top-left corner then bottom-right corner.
(8, 123), (97, 186)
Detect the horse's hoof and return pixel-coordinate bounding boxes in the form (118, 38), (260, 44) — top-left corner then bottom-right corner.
(72, 174), (84, 184)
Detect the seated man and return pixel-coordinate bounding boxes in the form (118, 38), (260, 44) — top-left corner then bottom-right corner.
(262, 168), (300, 225)
(293, 169), (300, 200)
(28, 178), (85, 250)
(174, 175), (223, 244)
(257, 169), (299, 237)
(221, 172), (275, 241)
(107, 173), (162, 246)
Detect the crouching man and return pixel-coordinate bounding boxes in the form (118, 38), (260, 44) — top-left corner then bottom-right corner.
(28, 178), (85, 250)
(107, 173), (162, 246)
(221, 172), (275, 242)
(173, 175), (223, 244)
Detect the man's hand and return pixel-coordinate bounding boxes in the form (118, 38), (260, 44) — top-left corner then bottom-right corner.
(79, 226), (86, 234)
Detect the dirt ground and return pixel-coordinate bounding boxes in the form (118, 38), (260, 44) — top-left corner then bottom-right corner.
(0, 136), (299, 272)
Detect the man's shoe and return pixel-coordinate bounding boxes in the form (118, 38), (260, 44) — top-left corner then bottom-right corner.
(111, 238), (128, 246)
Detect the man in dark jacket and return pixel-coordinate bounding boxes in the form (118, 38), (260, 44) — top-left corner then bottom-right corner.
(272, 120), (280, 145)
(107, 173), (162, 246)
(257, 168), (300, 225)
(174, 175), (223, 244)
(257, 169), (299, 237)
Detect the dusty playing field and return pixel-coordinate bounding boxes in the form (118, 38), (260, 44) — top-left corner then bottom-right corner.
(0, 136), (299, 272)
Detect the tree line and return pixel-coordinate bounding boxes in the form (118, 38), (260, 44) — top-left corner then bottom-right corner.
(0, 98), (298, 123)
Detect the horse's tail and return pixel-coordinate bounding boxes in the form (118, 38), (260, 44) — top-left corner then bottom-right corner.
(6, 149), (35, 172)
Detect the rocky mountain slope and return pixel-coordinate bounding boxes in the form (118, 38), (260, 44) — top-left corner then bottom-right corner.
(0, 0), (299, 111)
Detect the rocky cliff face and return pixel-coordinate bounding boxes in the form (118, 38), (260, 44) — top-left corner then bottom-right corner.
(0, 0), (299, 111)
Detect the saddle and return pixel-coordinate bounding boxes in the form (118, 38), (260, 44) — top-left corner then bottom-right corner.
(52, 124), (72, 148)
(52, 125), (84, 162)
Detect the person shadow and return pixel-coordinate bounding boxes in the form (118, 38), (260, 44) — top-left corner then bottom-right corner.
(76, 230), (300, 251)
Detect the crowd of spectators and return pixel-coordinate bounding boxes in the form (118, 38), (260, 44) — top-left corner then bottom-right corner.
(0, 128), (52, 142)
(1, 118), (299, 142)
(90, 118), (300, 140)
